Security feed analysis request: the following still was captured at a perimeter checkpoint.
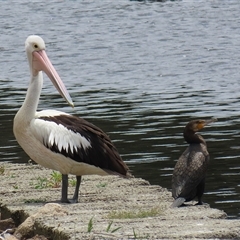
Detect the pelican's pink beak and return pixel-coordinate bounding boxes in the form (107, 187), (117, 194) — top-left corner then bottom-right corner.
(32, 50), (74, 108)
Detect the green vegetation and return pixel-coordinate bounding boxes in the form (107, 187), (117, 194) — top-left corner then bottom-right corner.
(69, 178), (76, 187)
(106, 221), (121, 233)
(86, 217), (151, 239)
(0, 165), (4, 175)
(49, 171), (62, 188)
(87, 217), (121, 234)
(31, 171), (76, 189)
(108, 207), (162, 219)
(96, 182), (107, 188)
(87, 217), (94, 233)
(33, 176), (49, 189)
(132, 228), (150, 239)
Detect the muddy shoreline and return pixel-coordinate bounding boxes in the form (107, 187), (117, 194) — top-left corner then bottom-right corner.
(0, 163), (240, 239)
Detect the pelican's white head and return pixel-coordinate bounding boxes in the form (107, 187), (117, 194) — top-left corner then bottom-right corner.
(25, 35), (45, 53)
(25, 35), (46, 76)
(25, 35), (74, 107)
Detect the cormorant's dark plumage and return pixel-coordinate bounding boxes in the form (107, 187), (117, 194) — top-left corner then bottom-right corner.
(171, 118), (217, 208)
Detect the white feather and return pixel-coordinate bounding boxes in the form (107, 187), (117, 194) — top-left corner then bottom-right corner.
(36, 109), (68, 117)
(30, 113), (92, 155)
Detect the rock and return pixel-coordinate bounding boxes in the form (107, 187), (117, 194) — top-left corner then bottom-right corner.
(14, 203), (68, 239)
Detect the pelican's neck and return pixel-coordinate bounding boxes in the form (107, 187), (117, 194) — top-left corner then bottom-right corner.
(19, 72), (43, 121)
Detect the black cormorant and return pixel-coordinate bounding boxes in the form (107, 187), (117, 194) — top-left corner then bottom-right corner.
(171, 118), (217, 208)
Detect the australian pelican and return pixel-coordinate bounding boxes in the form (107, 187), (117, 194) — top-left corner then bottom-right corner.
(13, 35), (130, 203)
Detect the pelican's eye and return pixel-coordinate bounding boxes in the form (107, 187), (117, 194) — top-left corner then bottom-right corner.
(33, 44), (38, 49)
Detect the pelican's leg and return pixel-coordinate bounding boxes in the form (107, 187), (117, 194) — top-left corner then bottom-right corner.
(61, 174), (69, 203)
(71, 176), (82, 203)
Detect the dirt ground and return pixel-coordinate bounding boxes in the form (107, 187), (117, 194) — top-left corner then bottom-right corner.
(0, 163), (240, 240)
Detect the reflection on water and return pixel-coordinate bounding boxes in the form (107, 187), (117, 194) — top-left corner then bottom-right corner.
(1, 0), (240, 219)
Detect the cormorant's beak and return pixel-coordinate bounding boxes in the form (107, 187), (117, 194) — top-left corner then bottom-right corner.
(204, 118), (218, 125)
(199, 118), (217, 130)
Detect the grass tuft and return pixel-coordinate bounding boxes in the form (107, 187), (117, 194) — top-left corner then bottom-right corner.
(106, 221), (121, 233)
(87, 217), (94, 233)
(69, 178), (77, 187)
(132, 228), (150, 239)
(0, 165), (5, 175)
(96, 182), (107, 188)
(107, 207), (163, 219)
(31, 171), (77, 189)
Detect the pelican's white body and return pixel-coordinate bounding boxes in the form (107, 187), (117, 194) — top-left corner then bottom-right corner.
(14, 109), (108, 176)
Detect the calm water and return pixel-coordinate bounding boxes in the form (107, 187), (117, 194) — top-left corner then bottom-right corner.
(1, 0), (240, 218)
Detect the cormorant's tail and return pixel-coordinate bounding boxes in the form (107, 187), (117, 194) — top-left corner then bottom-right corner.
(170, 197), (186, 208)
